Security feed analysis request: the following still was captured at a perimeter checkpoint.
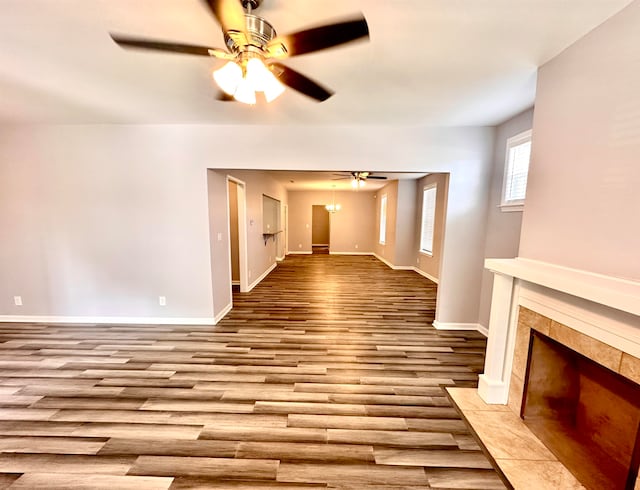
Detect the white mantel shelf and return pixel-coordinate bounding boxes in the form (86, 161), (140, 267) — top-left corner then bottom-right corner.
(485, 258), (640, 317)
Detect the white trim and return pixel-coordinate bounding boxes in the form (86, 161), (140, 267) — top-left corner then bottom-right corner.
(432, 321), (485, 333)
(478, 374), (509, 404)
(329, 252), (372, 256)
(312, 243), (329, 247)
(287, 251), (313, 255)
(214, 302), (233, 324)
(501, 129), (532, 208)
(498, 203), (524, 213)
(373, 253), (394, 269)
(0, 316), (216, 326)
(477, 324), (489, 337)
(227, 175), (249, 294)
(247, 262), (277, 292)
(485, 257), (640, 316)
(231, 280), (240, 286)
(413, 267), (439, 284)
(419, 183), (437, 254)
(275, 256), (285, 262)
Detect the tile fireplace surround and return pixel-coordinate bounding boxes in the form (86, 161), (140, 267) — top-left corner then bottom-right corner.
(458, 258), (640, 490)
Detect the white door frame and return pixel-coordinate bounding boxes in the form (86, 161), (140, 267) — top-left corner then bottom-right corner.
(226, 176), (249, 294)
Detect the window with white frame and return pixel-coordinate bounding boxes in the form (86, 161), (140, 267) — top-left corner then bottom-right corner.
(379, 194), (387, 244)
(420, 185), (437, 255)
(501, 130), (532, 210)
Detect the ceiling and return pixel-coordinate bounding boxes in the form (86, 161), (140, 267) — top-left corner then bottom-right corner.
(264, 171), (428, 191)
(0, 0), (633, 125)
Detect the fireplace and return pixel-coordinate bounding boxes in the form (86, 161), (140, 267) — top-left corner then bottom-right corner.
(475, 258), (640, 489)
(522, 331), (640, 489)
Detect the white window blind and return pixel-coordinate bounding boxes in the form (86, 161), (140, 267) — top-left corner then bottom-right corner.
(502, 130), (532, 206)
(420, 186), (437, 254)
(379, 194), (387, 244)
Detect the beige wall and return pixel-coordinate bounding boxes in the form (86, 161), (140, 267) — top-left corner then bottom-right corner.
(415, 173), (449, 282)
(311, 206), (330, 245)
(288, 190), (376, 254)
(374, 181), (398, 263)
(478, 108), (534, 328)
(394, 180), (418, 267)
(519, 0), (640, 281)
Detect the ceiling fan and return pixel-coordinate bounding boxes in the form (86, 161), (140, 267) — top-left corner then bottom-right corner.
(109, 0), (369, 104)
(333, 171), (388, 188)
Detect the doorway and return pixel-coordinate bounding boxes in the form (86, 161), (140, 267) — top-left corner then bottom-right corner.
(227, 176), (248, 294)
(312, 205), (330, 254)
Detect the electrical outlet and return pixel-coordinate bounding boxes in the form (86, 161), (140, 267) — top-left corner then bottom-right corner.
(217, 232), (222, 241)
(159, 296), (166, 306)
(355, 244), (359, 249)
(305, 223), (309, 229)
(417, 258), (420, 264)
(298, 244), (302, 249)
(13, 296), (22, 306)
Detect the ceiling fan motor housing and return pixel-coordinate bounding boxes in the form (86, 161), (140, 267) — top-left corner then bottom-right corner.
(224, 14), (277, 54)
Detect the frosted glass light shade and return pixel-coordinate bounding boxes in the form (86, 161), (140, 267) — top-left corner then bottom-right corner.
(246, 58), (285, 102)
(325, 203), (341, 213)
(233, 78), (256, 105)
(213, 62), (242, 95)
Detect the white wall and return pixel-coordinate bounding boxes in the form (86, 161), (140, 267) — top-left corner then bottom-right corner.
(0, 124), (493, 325)
(0, 126), (214, 321)
(478, 108), (534, 328)
(519, 0), (640, 281)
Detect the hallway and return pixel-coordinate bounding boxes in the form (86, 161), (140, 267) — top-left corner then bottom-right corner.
(0, 255), (505, 489)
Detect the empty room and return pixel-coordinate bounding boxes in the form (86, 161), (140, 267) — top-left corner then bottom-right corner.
(0, 0), (639, 489)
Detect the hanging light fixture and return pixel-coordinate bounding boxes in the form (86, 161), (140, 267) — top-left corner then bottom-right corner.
(351, 176), (366, 188)
(213, 56), (285, 105)
(325, 186), (341, 213)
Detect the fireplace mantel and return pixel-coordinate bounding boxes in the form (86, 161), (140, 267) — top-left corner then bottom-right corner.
(478, 257), (640, 404)
(485, 258), (640, 316)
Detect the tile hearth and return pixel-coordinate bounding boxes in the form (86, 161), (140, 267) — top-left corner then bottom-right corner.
(447, 387), (585, 490)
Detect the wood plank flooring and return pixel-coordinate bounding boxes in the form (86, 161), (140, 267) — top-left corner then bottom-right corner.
(0, 255), (506, 489)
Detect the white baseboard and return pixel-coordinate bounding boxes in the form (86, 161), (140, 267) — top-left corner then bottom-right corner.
(413, 267), (439, 284)
(433, 320), (486, 336)
(0, 315), (216, 326)
(373, 253), (395, 269)
(276, 256), (285, 262)
(329, 251), (372, 256)
(247, 262), (277, 292)
(231, 280), (240, 286)
(312, 244), (329, 247)
(287, 251), (312, 255)
(372, 254), (439, 284)
(214, 302), (233, 324)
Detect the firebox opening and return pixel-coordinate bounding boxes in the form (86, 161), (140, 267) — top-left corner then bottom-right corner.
(522, 331), (640, 490)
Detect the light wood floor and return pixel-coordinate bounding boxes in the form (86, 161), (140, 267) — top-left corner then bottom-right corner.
(0, 255), (506, 489)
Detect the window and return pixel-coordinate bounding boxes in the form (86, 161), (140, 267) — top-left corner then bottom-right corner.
(420, 185), (437, 255)
(501, 130), (532, 211)
(379, 194), (387, 244)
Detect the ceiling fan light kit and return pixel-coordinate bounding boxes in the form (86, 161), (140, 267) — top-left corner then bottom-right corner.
(110, 0), (369, 105)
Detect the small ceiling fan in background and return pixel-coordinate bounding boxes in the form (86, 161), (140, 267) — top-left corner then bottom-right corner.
(110, 0), (369, 104)
(333, 171), (388, 189)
